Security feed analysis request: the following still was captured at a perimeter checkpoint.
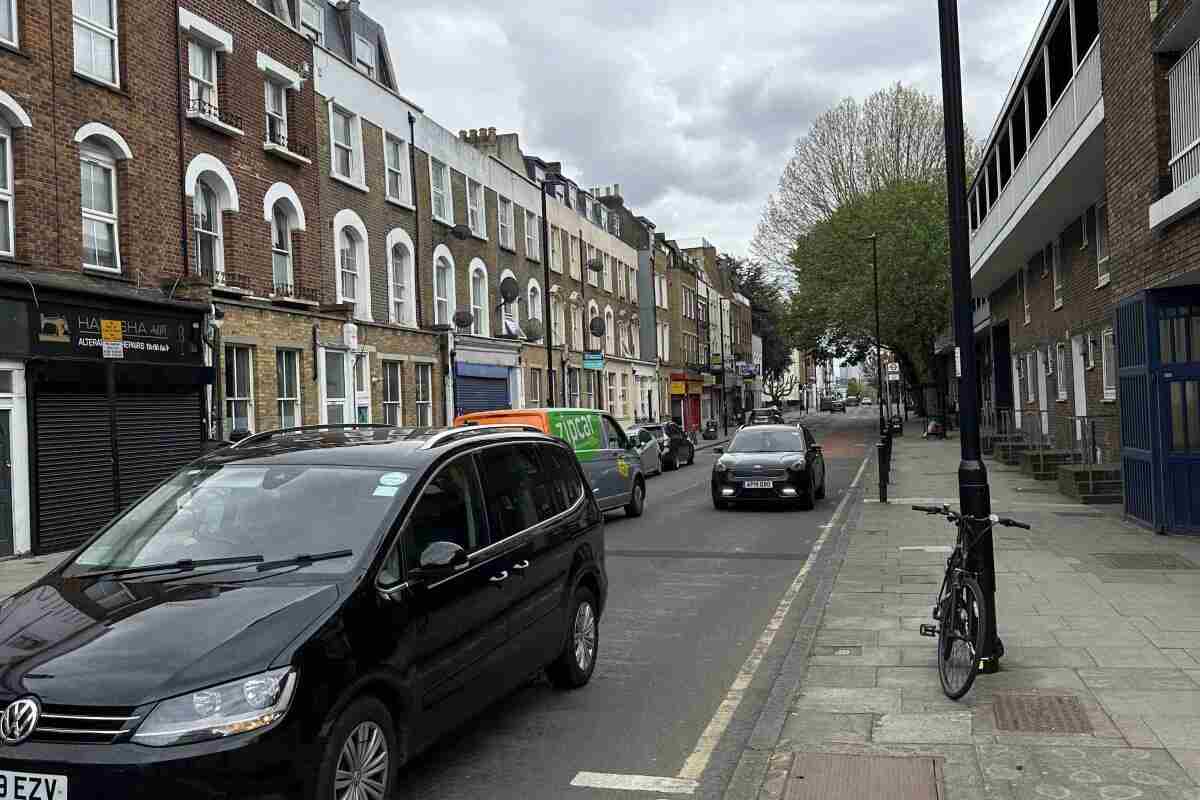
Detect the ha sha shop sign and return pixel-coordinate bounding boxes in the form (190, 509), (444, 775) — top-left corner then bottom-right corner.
(32, 305), (198, 363)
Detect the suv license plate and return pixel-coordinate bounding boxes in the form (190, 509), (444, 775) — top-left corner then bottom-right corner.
(743, 480), (774, 489)
(0, 771), (67, 800)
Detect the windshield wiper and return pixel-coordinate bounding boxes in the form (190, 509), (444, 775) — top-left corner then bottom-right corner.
(254, 550), (353, 572)
(72, 555), (266, 580)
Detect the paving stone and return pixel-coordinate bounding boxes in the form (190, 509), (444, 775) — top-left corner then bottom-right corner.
(1148, 615), (1200, 632)
(792, 687), (901, 714)
(1110, 715), (1166, 748)
(777, 711), (874, 749)
(1000, 646), (1098, 668)
(1094, 690), (1200, 719)
(899, 685), (983, 713)
(877, 628), (938, 647)
(872, 711), (973, 743)
(1167, 748), (1200, 787)
(802, 666), (877, 688)
(1077, 669), (1200, 691)
(1141, 630), (1200, 649)
(1163, 650), (1200, 669)
(977, 744), (1199, 799)
(1142, 716), (1200, 749)
(1054, 629), (1153, 647)
(808, 647), (903, 667)
(820, 615), (901, 631)
(877, 667), (942, 688)
(814, 629), (878, 647)
(1086, 647), (1183, 669)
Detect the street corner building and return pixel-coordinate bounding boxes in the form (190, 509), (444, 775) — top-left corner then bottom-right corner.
(0, 0), (748, 557)
(952, 0), (1200, 534)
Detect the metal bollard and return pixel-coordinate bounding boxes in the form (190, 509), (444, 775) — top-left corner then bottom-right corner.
(876, 441), (889, 503)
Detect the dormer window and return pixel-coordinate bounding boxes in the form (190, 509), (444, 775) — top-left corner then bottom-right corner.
(355, 34), (375, 79)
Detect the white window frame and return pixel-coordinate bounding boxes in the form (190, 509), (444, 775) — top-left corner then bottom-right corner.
(605, 308), (615, 354)
(569, 234), (580, 278)
(336, 226), (361, 306)
(188, 40), (217, 113)
(602, 252), (612, 292)
(573, 305), (584, 350)
(1055, 342), (1067, 400)
(470, 262), (489, 336)
(430, 158), (452, 224)
(330, 106), (365, 188)
(80, 145), (120, 273)
(1020, 265), (1030, 324)
(1101, 327), (1116, 400)
(383, 132), (409, 205)
(300, 0), (323, 43)
(73, 0), (120, 87)
(192, 179), (223, 282)
(607, 371), (616, 412)
(1026, 352), (1036, 402)
(528, 281), (543, 341)
(354, 33), (375, 79)
(550, 225), (562, 272)
(1086, 332), (1097, 369)
(387, 237), (414, 326)
(321, 349), (348, 424)
(498, 196), (514, 250)
(276, 348), (301, 428)
(1, 0), (18, 48)
(1051, 239), (1063, 309)
(415, 362), (433, 426)
(382, 360), (403, 425)
(434, 253), (455, 326)
(353, 353), (371, 423)
(526, 367), (542, 408)
(1096, 200), (1109, 286)
(225, 344), (254, 436)
(265, 79), (288, 147)
(587, 302), (601, 351)
(525, 210), (540, 261)
(616, 260), (626, 298)
(467, 179), (485, 238)
(551, 296), (565, 347)
(0, 123), (13, 258)
(1045, 344), (1055, 376)
(271, 203), (293, 292)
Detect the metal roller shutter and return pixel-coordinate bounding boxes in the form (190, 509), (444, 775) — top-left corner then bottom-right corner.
(456, 377), (511, 414)
(115, 394), (203, 509)
(35, 394), (116, 553)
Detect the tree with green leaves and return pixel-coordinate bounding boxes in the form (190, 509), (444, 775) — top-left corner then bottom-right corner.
(847, 377), (861, 397)
(721, 254), (793, 381)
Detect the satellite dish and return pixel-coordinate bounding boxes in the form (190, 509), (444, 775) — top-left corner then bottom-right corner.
(499, 276), (520, 303)
(524, 318), (544, 342)
(589, 316), (606, 337)
(452, 310), (474, 330)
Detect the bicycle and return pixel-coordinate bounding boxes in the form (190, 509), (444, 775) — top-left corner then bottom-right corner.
(912, 504), (1031, 699)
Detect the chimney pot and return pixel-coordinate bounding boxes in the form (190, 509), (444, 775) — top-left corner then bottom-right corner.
(459, 130), (467, 139)
(488, 127), (497, 138)
(615, 183), (621, 196)
(469, 128), (477, 140)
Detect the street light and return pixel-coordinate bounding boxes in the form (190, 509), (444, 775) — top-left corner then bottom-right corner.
(860, 233), (886, 440)
(938, 0), (1001, 672)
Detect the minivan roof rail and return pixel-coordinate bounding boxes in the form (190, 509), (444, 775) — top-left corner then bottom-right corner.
(230, 424), (408, 449)
(420, 424), (543, 450)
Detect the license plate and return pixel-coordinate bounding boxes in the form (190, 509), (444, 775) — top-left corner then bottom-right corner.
(0, 771), (67, 800)
(743, 480), (775, 489)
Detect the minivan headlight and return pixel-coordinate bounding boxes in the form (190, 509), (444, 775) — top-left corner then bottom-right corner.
(133, 667), (296, 747)
(788, 457), (806, 471)
(715, 460), (729, 473)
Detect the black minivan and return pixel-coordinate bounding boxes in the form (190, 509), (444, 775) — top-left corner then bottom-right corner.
(0, 425), (606, 800)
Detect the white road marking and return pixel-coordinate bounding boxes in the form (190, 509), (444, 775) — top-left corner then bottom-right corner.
(675, 453), (871, 782)
(570, 773), (699, 795)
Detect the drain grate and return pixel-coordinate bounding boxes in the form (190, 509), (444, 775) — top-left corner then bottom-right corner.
(993, 693), (1092, 734)
(1091, 552), (1197, 570)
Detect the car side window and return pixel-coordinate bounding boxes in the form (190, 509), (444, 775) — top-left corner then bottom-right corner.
(666, 423), (682, 439)
(540, 444), (584, 508)
(477, 444), (564, 541)
(601, 416), (628, 450)
(639, 430), (654, 445)
(398, 457), (487, 574)
(803, 428), (817, 449)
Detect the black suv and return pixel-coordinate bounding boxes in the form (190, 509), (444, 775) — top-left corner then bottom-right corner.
(0, 425), (606, 800)
(634, 421), (695, 470)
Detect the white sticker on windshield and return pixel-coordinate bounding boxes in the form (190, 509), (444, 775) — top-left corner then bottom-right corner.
(378, 472), (409, 487)
(373, 486), (399, 498)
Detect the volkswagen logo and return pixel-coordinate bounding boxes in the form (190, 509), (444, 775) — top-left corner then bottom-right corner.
(0, 697), (40, 746)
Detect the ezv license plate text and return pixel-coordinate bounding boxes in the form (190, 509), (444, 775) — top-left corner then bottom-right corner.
(0, 771), (67, 800)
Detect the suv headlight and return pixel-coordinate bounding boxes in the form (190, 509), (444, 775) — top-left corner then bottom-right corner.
(133, 667), (296, 747)
(715, 460), (729, 473)
(788, 458), (806, 471)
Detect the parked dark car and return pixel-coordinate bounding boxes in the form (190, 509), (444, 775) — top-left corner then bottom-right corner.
(845, 396), (861, 407)
(830, 398), (847, 413)
(0, 425), (606, 800)
(632, 421), (695, 470)
(711, 424), (827, 510)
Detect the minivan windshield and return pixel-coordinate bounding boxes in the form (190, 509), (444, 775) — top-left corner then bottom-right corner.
(67, 465), (412, 575)
(728, 429), (805, 454)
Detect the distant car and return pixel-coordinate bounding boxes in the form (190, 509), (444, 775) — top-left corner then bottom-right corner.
(711, 424), (827, 510)
(831, 399), (846, 413)
(744, 408), (784, 426)
(819, 396), (833, 412)
(862, 397), (873, 405)
(845, 396), (861, 407)
(632, 422), (695, 470)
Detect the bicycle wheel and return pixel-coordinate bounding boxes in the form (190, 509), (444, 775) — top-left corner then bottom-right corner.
(937, 574), (988, 700)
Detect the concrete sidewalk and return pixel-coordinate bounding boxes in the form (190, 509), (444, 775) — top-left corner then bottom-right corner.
(752, 421), (1200, 800)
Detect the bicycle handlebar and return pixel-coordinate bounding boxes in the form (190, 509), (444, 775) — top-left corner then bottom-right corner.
(911, 504), (944, 514)
(997, 517), (1032, 530)
(910, 505), (1032, 530)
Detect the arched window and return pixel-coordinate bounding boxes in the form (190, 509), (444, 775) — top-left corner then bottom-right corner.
(470, 260), (489, 336)
(337, 226), (360, 304)
(587, 301), (600, 351)
(605, 308), (615, 355)
(79, 141), (121, 272)
(271, 203), (292, 290)
(0, 120), (12, 258)
(433, 246), (455, 326)
(551, 294), (565, 347)
(527, 280), (543, 334)
(193, 179), (222, 282)
(572, 303), (584, 350)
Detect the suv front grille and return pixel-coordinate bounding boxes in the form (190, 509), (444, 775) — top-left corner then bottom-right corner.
(34, 705), (142, 744)
(732, 468), (787, 479)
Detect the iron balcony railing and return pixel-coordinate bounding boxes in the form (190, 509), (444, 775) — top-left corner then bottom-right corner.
(984, 406), (1118, 466)
(265, 128), (313, 160)
(187, 98), (244, 132)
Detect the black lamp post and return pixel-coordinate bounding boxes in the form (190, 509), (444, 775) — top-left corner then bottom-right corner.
(938, 0), (1001, 671)
(862, 233), (886, 439)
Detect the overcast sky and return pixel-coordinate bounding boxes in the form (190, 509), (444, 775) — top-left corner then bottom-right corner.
(369, 0), (1047, 257)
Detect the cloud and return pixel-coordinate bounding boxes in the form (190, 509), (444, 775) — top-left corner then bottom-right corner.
(368, 0), (1048, 257)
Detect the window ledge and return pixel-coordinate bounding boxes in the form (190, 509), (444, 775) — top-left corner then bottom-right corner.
(271, 294), (319, 308)
(74, 71), (128, 96)
(82, 266), (129, 281)
(0, 40), (30, 59)
(330, 173), (369, 194)
(1097, 275), (1111, 289)
(263, 141), (311, 165)
(432, 215), (454, 227)
(1102, 396), (1117, 403)
(1149, 174), (1200, 230)
(385, 196), (415, 212)
(212, 284), (251, 297)
(187, 110), (244, 137)
(499, 243), (517, 254)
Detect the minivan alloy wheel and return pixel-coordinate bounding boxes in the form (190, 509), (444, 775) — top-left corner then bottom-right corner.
(574, 602), (597, 671)
(335, 721), (389, 800)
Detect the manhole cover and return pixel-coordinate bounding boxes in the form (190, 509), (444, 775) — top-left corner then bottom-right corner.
(1092, 553), (1197, 570)
(813, 645), (862, 656)
(993, 693), (1092, 734)
(785, 753), (942, 800)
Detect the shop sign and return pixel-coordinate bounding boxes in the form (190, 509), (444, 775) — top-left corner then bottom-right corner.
(670, 381), (687, 396)
(583, 350), (605, 370)
(33, 305), (197, 363)
(702, 373), (716, 387)
(687, 380), (703, 395)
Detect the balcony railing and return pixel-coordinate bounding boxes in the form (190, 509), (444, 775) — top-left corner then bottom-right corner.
(984, 407), (1118, 466)
(971, 43), (1103, 264)
(265, 128), (313, 161)
(186, 98), (245, 133)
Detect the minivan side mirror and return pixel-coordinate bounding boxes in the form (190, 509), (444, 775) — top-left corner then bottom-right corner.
(412, 541), (469, 581)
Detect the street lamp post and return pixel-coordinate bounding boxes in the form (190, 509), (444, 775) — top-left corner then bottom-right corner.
(938, 0), (1001, 671)
(862, 233), (891, 503)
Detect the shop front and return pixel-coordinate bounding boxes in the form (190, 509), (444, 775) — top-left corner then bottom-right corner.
(0, 289), (211, 555)
(452, 335), (521, 417)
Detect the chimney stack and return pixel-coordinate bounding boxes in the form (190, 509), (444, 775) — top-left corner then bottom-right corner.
(614, 183), (621, 197)
(488, 126), (497, 140)
(459, 130), (467, 139)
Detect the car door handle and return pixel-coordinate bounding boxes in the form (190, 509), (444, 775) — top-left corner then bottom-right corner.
(512, 560), (530, 573)
(489, 571), (509, 585)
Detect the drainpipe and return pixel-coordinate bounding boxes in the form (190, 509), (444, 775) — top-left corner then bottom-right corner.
(408, 112), (424, 328)
(174, 0), (189, 276)
(540, 182), (554, 406)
